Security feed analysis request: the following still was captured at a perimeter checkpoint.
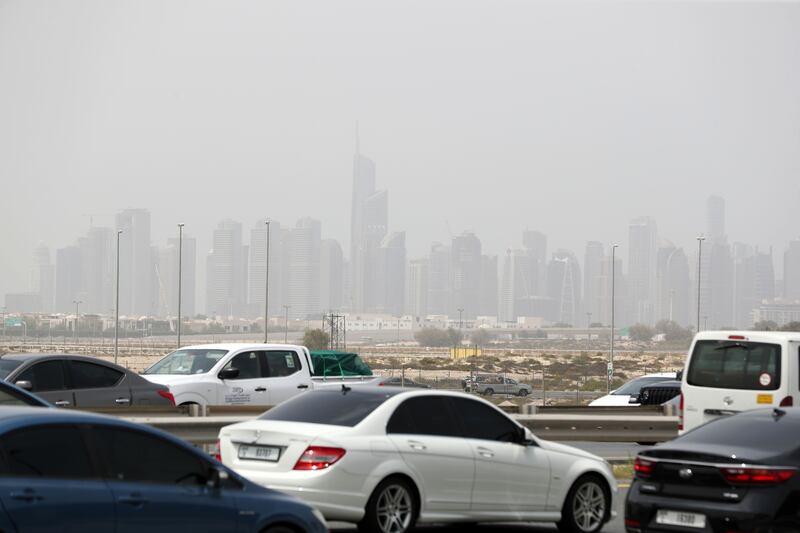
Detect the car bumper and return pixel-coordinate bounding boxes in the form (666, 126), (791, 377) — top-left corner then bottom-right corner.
(625, 479), (796, 532)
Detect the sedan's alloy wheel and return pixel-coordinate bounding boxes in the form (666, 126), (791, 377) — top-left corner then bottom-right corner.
(571, 479), (606, 532)
(375, 483), (413, 533)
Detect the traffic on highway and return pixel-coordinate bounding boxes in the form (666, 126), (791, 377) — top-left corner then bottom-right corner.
(1, 331), (799, 532)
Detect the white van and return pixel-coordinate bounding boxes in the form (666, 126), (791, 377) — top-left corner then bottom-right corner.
(680, 330), (800, 433)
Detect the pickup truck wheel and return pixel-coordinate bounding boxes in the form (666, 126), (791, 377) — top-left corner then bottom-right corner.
(484, 388), (494, 396)
(517, 389), (529, 397)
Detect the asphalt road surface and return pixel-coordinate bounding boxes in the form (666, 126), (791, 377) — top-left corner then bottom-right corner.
(329, 487), (629, 533)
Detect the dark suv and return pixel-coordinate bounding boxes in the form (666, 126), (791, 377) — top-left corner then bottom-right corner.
(634, 380), (681, 406)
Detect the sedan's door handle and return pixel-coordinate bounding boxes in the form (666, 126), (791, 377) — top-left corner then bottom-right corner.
(119, 494), (148, 506)
(254, 387), (267, 392)
(10, 490), (42, 502)
(297, 384), (309, 389)
(477, 447), (495, 458)
(115, 398), (131, 404)
(407, 440), (427, 451)
(54, 400), (71, 407)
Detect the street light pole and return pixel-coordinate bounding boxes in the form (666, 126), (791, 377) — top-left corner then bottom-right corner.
(586, 312), (592, 349)
(177, 223), (184, 349)
(457, 308), (464, 330)
(609, 244), (618, 394)
(73, 300), (82, 341)
(696, 235), (705, 332)
(115, 230), (122, 365)
(283, 305), (290, 343)
(264, 220), (270, 343)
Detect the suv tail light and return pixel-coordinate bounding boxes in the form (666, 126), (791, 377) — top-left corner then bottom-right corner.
(719, 467), (795, 485)
(157, 389), (176, 405)
(780, 395), (793, 407)
(293, 446), (346, 471)
(678, 392), (684, 431)
(634, 457), (654, 478)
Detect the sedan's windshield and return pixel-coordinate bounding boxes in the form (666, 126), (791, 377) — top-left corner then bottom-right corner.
(613, 376), (674, 396)
(144, 349), (228, 375)
(0, 360), (22, 380)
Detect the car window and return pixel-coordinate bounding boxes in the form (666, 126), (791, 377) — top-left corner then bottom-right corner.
(264, 351), (300, 377)
(450, 397), (519, 442)
(259, 389), (399, 427)
(0, 360), (22, 380)
(144, 349), (228, 375)
(69, 361), (124, 389)
(222, 351), (263, 380)
(612, 376), (672, 396)
(386, 396), (461, 437)
(0, 425), (94, 479)
(17, 360), (66, 392)
(92, 427), (209, 486)
(687, 341), (780, 390)
(0, 388), (38, 406)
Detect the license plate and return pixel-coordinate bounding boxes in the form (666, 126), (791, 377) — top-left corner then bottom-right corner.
(238, 444), (281, 462)
(656, 509), (706, 529)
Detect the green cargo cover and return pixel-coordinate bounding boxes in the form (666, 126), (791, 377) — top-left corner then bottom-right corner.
(309, 350), (373, 377)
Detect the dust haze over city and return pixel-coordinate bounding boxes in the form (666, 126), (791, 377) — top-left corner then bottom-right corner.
(1, 0), (800, 334)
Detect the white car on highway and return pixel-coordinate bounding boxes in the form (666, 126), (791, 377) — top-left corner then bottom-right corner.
(142, 343), (377, 406)
(219, 387), (616, 533)
(588, 372), (677, 407)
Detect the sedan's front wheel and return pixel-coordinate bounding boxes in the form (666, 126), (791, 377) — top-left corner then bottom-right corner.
(557, 474), (609, 533)
(359, 477), (418, 533)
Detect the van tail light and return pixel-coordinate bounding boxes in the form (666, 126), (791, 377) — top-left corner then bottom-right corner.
(213, 440), (221, 462)
(157, 389), (176, 405)
(293, 446), (346, 471)
(719, 467), (795, 485)
(780, 396), (793, 407)
(633, 457), (653, 478)
(678, 393), (684, 431)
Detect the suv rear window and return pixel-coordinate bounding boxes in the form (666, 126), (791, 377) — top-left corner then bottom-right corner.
(687, 340), (781, 390)
(258, 388), (401, 427)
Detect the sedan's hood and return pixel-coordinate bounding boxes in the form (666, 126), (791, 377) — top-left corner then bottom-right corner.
(141, 373), (211, 386)
(588, 394), (635, 407)
(537, 439), (605, 462)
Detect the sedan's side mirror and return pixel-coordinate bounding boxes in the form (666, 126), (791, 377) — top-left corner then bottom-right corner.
(207, 466), (230, 489)
(15, 380), (32, 391)
(218, 368), (239, 380)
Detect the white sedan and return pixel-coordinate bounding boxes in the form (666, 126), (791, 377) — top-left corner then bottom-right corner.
(219, 388), (616, 533)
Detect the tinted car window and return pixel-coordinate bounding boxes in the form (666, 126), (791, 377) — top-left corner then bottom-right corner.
(450, 397), (519, 442)
(264, 351), (300, 377)
(0, 360), (22, 380)
(1, 425), (94, 479)
(93, 427), (209, 485)
(613, 376), (673, 396)
(260, 389), (399, 427)
(17, 360), (66, 392)
(688, 341), (780, 390)
(144, 349), (228, 375)
(222, 351), (263, 379)
(387, 396), (461, 437)
(70, 361), (123, 389)
(0, 387), (44, 406)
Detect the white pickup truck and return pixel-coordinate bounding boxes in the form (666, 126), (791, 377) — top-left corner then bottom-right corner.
(141, 343), (378, 406)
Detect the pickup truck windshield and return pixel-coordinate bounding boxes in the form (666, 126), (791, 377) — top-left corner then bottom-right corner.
(144, 349), (229, 375)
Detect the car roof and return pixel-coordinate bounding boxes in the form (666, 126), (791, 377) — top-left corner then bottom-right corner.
(1, 353), (127, 368)
(171, 343), (304, 352)
(694, 330), (800, 342)
(636, 373), (677, 379)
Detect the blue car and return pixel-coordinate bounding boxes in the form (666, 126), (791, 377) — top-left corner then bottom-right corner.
(0, 407), (327, 533)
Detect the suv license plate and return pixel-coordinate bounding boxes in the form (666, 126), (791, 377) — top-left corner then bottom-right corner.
(238, 444), (281, 462)
(656, 510), (706, 529)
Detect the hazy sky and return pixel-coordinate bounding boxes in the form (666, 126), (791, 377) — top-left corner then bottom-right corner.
(1, 0), (799, 299)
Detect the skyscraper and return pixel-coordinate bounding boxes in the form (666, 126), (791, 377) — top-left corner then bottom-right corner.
(583, 241), (605, 324)
(522, 230), (547, 296)
(158, 235), (197, 318)
(784, 239), (800, 302)
(733, 245), (774, 328)
(547, 250), (582, 325)
(115, 209), (152, 315)
(79, 227), (114, 315)
(480, 255), (498, 318)
(377, 232), (406, 316)
(656, 245), (690, 326)
(287, 217), (321, 320)
(707, 195), (726, 242)
(450, 232), (482, 319)
(55, 245), (82, 313)
(350, 145), (388, 312)
(320, 238), (344, 312)
(628, 216), (658, 324)
(31, 243), (54, 313)
(206, 219), (245, 317)
(427, 243), (451, 316)
(248, 220), (283, 318)
(406, 258), (428, 319)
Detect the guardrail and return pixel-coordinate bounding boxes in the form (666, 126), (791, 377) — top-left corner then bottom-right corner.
(100, 404), (678, 445)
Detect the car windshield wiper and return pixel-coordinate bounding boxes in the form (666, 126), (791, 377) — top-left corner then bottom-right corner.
(714, 342), (751, 351)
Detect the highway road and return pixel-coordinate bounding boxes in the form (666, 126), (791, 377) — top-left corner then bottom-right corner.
(330, 488), (629, 532)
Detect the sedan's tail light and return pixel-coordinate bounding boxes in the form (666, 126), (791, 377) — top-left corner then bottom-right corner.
(633, 457), (653, 478)
(293, 446), (346, 471)
(213, 440), (221, 462)
(158, 389), (176, 405)
(719, 467), (795, 485)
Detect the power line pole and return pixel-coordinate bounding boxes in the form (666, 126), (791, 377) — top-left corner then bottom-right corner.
(115, 230), (122, 365)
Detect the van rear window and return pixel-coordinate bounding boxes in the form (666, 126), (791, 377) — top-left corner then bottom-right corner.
(687, 340), (780, 390)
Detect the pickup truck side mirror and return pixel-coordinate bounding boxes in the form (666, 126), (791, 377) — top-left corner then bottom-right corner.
(218, 368), (240, 380)
(15, 380), (33, 391)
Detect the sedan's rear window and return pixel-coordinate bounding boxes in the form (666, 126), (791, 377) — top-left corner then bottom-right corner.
(259, 388), (400, 427)
(687, 340), (781, 390)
